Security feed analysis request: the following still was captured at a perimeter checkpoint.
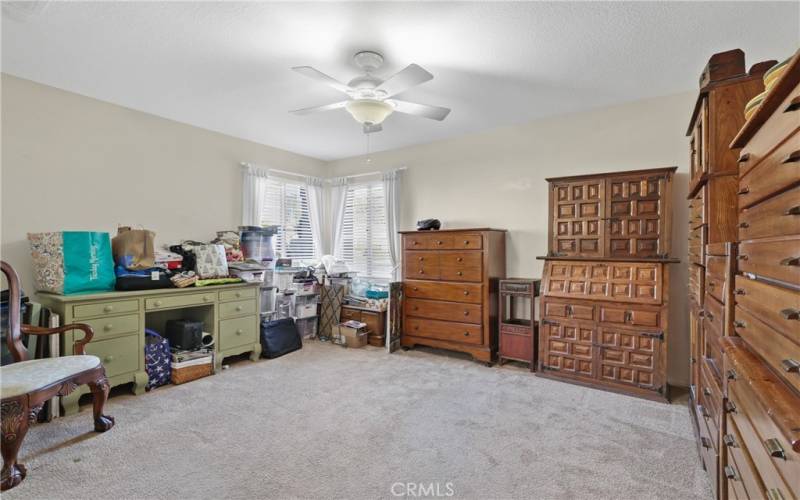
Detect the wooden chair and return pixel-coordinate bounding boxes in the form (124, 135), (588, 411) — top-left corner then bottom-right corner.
(1, 261), (114, 491)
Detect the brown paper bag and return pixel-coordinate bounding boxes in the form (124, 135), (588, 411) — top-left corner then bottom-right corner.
(112, 226), (155, 270)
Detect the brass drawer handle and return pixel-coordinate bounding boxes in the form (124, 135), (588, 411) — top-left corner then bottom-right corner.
(724, 465), (737, 480)
(781, 358), (800, 373)
(412, 241), (419, 246)
(723, 434), (737, 447)
(697, 404), (709, 418)
(463, 311), (469, 316)
(456, 257), (463, 262)
(436, 240), (443, 245)
(782, 150), (800, 164)
(463, 291), (469, 296)
(707, 282), (715, 290)
(419, 270), (425, 275)
(733, 320), (746, 328)
(738, 222), (749, 229)
(785, 205), (800, 216)
(700, 436), (711, 449)
(703, 387), (711, 396)
(780, 308), (800, 320)
(463, 240), (470, 245)
(103, 305), (114, 313)
(738, 186), (750, 195)
(705, 311), (714, 322)
(737, 254), (748, 261)
(727, 369), (738, 381)
(764, 438), (786, 459)
(456, 271), (463, 276)
(463, 332), (470, 337)
(412, 287), (419, 292)
(780, 256), (800, 266)
(413, 306), (418, 311)
(785, 95), (800, 112)
(418, 257), (424, 261)
(725, 400), (737, 413)
(734, 288), (745, 295)
(737, 153), (750, 163)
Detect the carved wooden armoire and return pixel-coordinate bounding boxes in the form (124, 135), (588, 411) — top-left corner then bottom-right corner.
(538, 166), (677, 402)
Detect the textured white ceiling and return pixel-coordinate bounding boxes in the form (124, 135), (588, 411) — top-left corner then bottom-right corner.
(2, 1), (798, 160)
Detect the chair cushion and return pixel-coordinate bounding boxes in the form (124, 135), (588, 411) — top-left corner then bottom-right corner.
(1, 355), (101, 399)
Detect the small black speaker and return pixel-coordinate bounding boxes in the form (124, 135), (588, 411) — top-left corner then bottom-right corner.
(165, 319), (203, 351)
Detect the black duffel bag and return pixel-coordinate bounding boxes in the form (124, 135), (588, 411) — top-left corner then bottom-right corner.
(260, 318), (302, 359)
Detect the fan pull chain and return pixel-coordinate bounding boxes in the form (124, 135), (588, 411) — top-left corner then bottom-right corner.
(365, 131), (372, 164)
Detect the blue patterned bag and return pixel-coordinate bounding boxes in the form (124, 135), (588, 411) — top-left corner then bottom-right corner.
(144, 329), (171, 389)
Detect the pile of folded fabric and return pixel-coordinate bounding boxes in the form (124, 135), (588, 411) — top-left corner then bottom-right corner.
(744, 56), (791, 121)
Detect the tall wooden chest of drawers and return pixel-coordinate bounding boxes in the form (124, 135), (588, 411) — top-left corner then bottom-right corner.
(721, 49), (800, 500)
(400, 228), (506, 364)
(685, 49), (776, 498)
(538, 167), (677, 402)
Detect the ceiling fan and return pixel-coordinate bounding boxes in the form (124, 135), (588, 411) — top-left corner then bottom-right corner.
(289, 51), (451, 134)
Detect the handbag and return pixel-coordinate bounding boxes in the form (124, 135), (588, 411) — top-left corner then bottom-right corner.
(27, 231), (116, 295)
(194, 244), (229, 279)
(144, 329), (171, 389)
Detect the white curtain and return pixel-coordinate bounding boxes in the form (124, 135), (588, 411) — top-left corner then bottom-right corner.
(328, 176), (351, 257)
(241, 164), (269, 226)
(305, 176), (325, 258)
(382, 169), (403, 280)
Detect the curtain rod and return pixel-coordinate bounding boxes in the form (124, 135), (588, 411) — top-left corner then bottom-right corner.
(241, 162), (407, 181)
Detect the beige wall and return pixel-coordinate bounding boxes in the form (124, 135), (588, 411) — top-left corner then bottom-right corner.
(1, 74), (694, 385)
(1, 74), (326, 294)
(326, 92), (695, 386)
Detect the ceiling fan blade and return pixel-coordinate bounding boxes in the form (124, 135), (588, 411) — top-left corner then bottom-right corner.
(375, 64), (433, 97)
(289, 101), (348, 115)
(363, 123), (383, 134)
(390, 100), (451, 121)
(291, 66), (353, 94)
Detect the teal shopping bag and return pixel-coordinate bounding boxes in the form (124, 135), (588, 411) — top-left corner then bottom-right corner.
(62, 231), (116, 294)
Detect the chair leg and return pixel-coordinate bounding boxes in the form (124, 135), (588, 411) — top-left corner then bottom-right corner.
(1, 399), (30, 491)
(87, 376), (115, 432)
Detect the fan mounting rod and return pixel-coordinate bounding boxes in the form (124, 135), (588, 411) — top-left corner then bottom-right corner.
(353, 51), (384, 73)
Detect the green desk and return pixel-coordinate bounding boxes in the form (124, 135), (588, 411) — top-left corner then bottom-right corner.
(38, 282), (262, 415)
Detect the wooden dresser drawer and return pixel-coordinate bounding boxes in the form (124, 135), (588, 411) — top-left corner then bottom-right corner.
(705, 254), (727, 304)
(728, 376), (800, 496)
(734, 305), (800, 394)
(738, 90), (800, 178)
(219, 299), (257, 319)
(734, 276), (800, 346)
(697, 412), (720, 499)
(689, 263), (705, 307)
(738, 236), (800, 287)
(689, 187), (705, 229)
(404, 317), (482, 345)
(404, 280), (482, 304)
(145, 292), (215, 311)
(81, 313), (139, 341)
(740, 184), (800, 242)
(340, 306), (362, 321)
(598, 304), (661, 328)
(543, 261), (662, 305)
(219, 287), (256, 302)
(454, 234), (482, 250)
(403, 251), (440, 280)
(73, 299), (139, 319)
(739, 131), (800, 209)
(85, 334), (140, 379)
(724, 416), (766, 500)
(438, 251), (482, 282)
(689, 225), (706, 266)
(219, 316), (256, 351)
(543, 300), (595, 321)
(403, 233), (454, 250)
(404, 298), (482, 325)
(700, 357), (723, 431)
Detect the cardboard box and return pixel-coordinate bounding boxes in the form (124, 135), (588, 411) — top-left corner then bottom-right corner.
(337, 323), (368, 348)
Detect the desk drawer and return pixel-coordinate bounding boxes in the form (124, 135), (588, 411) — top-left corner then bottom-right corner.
(738, 236), (800, 287)
(739, 184), (800, 241)
(543, 300), (595, 321)
(725, 416), (766, 500)
(689, 225), (706, 266)
(739, 131), (800, 209)
(404, 317), (482, 345)
(734, 306), (800, 394)
(734, 276), (800, 346)
(145, 293), (215, 310)
(81, 314), (139, 341)
(219, 316), (256, 351)
(404, 280), (482, 304)
(73, 299), (139, 319)
(689, 187), (705, 229)
(439, 251), (482, 282)
(220, 299), (257, 319)
(219, 287), (256, 302)
(405, 298), (481, 325)
(599, 304), (661, 328)
(705, 254), (727, 305)
(700, 357), (723, 431)
(404, 251), (440, 280)
(340, 307), (362, 322)
(404, 233), (454, 250)
(85, 334), (139, 378)
(454, 234), (483, 250)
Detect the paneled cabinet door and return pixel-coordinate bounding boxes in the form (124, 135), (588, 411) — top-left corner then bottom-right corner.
(605, 174), (670, 258)
(540, 319), (596, 379)
(551, 180), (605, 258)
(597, 326), (663, 392)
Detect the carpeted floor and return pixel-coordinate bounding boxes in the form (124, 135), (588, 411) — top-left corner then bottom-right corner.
(5, 341), (711, 499)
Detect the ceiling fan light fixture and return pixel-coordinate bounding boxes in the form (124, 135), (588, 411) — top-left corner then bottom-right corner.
(345, 99), (394, 125)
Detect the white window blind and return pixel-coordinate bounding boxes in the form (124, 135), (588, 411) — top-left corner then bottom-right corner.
(260, 177), (317, 263)
(337, 181), (393, 279)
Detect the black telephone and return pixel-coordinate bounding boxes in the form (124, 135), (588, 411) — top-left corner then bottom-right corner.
(416, 219), (441, 231)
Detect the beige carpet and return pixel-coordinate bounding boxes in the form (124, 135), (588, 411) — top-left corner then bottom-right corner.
(5, 341), (710, 499)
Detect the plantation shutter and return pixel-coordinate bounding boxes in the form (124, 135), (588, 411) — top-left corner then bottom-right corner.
(260, 177), (317, 263)
(337, 181), (393, 279)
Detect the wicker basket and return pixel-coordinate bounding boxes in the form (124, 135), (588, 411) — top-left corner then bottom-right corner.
(171, 359), (213, 385)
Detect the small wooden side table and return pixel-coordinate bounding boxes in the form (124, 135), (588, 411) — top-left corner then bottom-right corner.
(497, 278), (540, 371)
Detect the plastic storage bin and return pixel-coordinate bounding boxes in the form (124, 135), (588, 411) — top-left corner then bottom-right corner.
(295, 316), (318, 338)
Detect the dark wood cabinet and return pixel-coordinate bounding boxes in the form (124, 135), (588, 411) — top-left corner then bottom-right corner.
(400, 228), (506, 364)
(340, 305), (386, 347)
